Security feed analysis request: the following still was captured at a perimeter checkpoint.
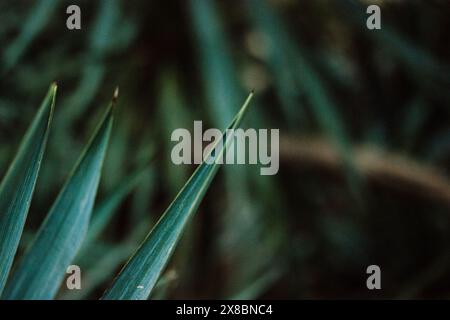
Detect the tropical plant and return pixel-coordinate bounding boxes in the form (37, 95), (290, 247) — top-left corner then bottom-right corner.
(0, 83), (253, 300)
(1, 0), (449, 300)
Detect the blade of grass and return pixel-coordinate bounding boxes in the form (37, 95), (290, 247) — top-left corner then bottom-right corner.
(3, 95), (115, 300)
(102, 92), (254, 300)
(0, 84), (56, 295)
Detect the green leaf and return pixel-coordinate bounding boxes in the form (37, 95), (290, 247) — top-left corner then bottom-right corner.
(247, 0), (363, 203)
(340, 0), (450, 103)
(245, 0), (304, 126)
(102, 92), (254, 300)
(0, 84), (56, 295)
(3, 98), (114, 300)
(2, 0), (59, 73)
(62, 243), (135, 300)
(189, 0), (241, 128)
(61, 219), (150, 300)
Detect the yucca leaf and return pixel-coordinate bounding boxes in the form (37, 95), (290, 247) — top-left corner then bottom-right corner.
(3, 95), (115, 300)
(102, 92), (254, 300)
(0, 84), (56, 295)
(70, 166), (152, 275)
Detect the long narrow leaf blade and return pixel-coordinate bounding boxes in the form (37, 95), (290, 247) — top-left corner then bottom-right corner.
(0, 84), (56, 295)
(102, 92), (254, 300)
(3, 100), (114, 300)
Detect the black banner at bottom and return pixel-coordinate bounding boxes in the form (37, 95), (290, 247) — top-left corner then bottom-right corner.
(0, 300), (446, 318)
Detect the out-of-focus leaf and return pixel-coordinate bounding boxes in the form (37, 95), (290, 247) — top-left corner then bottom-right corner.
(340, 0), (450, 101)
(150, 270), (179, 300)
(189, 0), (240, 128)
(245, 0), (304, 126)
(58, 0), (122, 126)
(102, 92), (254, 300)
(158, 71), (191, 194)
(130, 134), (156, 226)
(61, 243), (135, 300)
(230, 268), (281, 300)
(3, 101), (114, 300)
(0, 84), (56, 295)
(248, 0), (362, 200)
(2, 0), (58, 73)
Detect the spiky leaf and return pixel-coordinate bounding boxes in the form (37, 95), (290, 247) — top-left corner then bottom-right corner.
(102, 92), (253, 300)
(0, 84), (56, 295)
(3, 102), (114, 300)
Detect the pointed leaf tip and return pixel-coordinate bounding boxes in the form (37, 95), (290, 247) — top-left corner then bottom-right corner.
(3, 97), (114, 300)
(239, 91), (254, 116)
(113, 87), (119, 103)
(102, 92), (254, 300)
(0, 85), (56, 295)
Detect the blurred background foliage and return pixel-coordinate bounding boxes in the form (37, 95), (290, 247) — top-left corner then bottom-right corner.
(1, 0), (450, 299)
